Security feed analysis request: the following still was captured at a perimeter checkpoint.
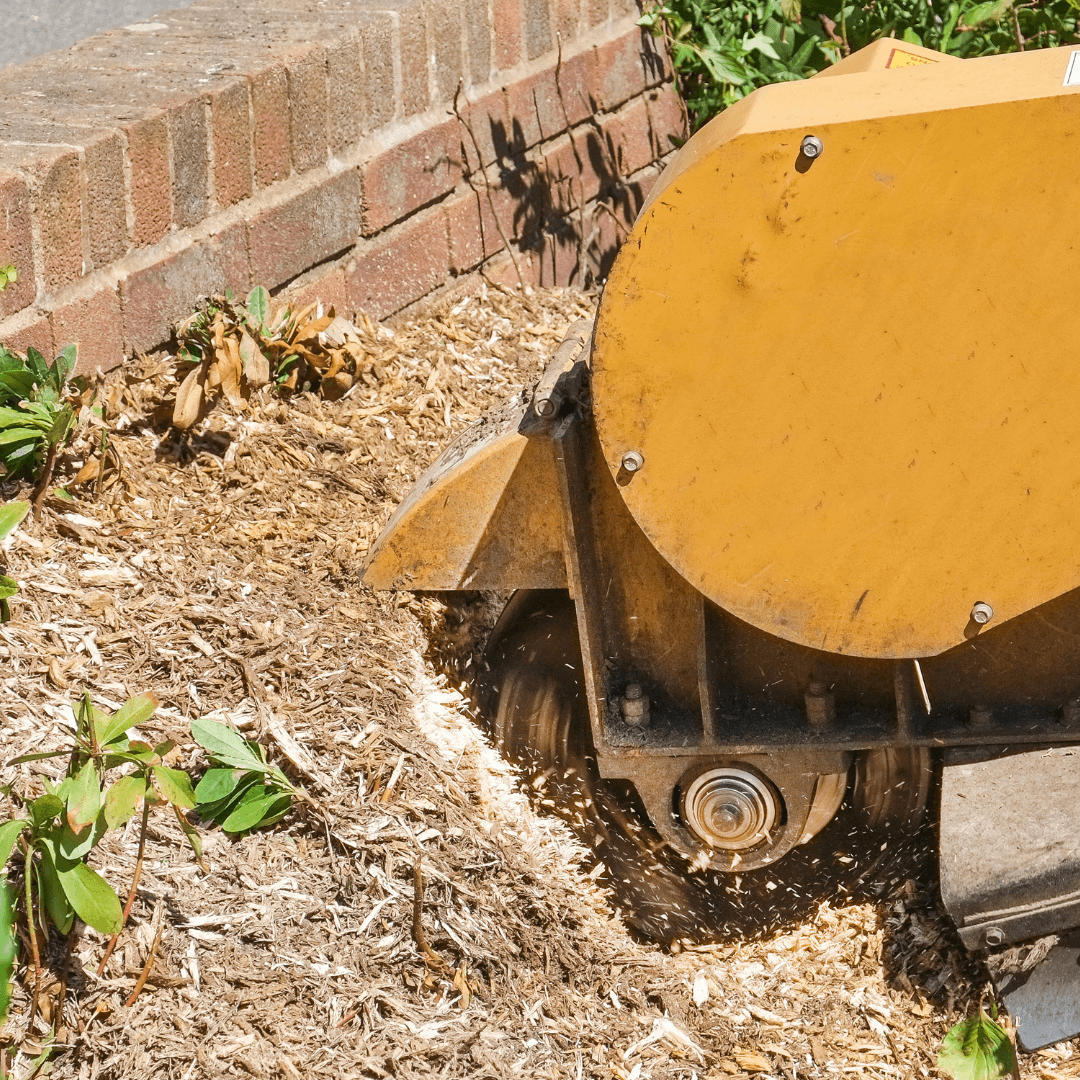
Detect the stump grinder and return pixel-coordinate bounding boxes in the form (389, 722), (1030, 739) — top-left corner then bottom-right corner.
(365, 39), (1080, 1049)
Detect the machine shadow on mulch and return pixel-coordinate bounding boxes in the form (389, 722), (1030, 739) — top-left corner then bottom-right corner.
(0, 283), (1059, 1079)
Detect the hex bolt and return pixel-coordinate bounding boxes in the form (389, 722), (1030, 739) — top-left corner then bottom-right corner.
(533, 395), (557, 418)
(621, 682), (650, 728)
(800, 135), (824, 159)
(971, 602), (994, 625)
(805, 680), (836, 729)
(621, 450), (645, 474)
(969, 704), (993, 728)
(985, 927), (1006, 948)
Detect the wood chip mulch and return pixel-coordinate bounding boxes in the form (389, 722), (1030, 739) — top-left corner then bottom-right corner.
(2, 282), (1075, 1079)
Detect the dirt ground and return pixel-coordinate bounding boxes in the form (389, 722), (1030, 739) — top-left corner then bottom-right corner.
(1, 283), (1077, 1079)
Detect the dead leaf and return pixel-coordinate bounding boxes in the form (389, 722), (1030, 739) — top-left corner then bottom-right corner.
(322, 373), (353, 401)
(172, 362), (207, 429)
(221, 337), (245, 407)
(239, 331), (270, 388)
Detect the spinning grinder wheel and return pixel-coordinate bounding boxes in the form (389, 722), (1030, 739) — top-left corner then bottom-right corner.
(480, 590), (933, 942)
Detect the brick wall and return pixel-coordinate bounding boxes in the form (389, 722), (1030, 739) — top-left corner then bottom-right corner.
(0, 0), (682, 372)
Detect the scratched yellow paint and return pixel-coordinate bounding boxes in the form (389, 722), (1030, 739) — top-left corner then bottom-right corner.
(593, 44), (1080, 658)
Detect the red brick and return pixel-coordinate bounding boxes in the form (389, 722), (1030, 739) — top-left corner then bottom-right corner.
(0, 172), (37, 318)
(594, 27), (653, 111)
(327, 36), (363, 155)
(544, 131), (605, 213)
(345, 209), (449, 320)
(247, 169), (361, 289)
(398, 4), (431, 118)
(356, 13), (396, 132)
(0, 313), (54, 359)
(282, 266), (348, 315)
(83, 131), (128, 268)
(458, 89), (512, 171)
(288, 47), (330, 172)
(210, 79), (254, 209)
(647, 84), (687, 149)
(493, 0), (524, 73)
(554, 0), (583, 41)
(483, 247), (541, 289)
(170, 97), (210, 228)
(605, 95), (655, 178)
(464, 0), (493, 85)
(124, 114), (172, 247)
(427, 0), (465, 102)
(121, 223), (250, 354)
(584, 0), (609, 26)
(0, 143), (84, 294)
(250, 64), (292, 189)
(444, 187), (508, 273)
(503, 46), (597, 149)
(51, 286), (124, 374)
(362, 121), (463, 235)
(522, 0), (553, 60)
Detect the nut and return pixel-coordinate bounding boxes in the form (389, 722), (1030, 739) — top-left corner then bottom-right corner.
(971, 602), (994, 625)
(984, 927), (1006, 948)
(800, 135), (824, 159)
(621, 450), (644, 474)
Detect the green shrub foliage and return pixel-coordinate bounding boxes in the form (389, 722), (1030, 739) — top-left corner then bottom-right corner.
(641, 0), (1080, 130)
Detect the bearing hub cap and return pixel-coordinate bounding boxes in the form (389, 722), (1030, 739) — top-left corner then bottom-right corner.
(682, 768), (779, 850)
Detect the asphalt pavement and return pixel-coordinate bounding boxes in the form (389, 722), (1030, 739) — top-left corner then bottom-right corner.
(2, 0), (196, 70)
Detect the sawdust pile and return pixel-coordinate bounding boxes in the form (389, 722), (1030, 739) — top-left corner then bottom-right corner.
(1, 283), (1074, 1079)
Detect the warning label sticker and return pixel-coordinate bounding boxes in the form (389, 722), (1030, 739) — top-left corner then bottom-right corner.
(886, 48), (938, 68)
(1065, 50), (1080, 86)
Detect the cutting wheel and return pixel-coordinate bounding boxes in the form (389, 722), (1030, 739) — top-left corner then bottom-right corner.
(479, 590), (935, 942)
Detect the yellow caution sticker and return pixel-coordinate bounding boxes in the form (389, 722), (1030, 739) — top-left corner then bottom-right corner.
(886, 47), (938, 68)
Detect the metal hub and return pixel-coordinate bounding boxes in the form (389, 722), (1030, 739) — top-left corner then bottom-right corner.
(681, 767), (780, 850)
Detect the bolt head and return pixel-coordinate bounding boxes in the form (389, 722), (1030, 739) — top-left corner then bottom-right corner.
(971, 602), (994, 625)
(533, 397), (556, 418)
(801, 135), (823, 159)
(985, 927), (1005, 947)
(621, 450), (644, 473)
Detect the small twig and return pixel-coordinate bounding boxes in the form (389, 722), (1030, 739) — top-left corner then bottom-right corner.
(1012, 6), (1025, 50)
(411, 859), (445, 969)
(22, 840), (42, 1027)
(30, 440), (59, 517)
(124, 899), (164, 1007)
(97, 796), (151, 974)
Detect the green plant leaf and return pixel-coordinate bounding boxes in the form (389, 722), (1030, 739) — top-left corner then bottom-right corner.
(56, 816), (107, 862)
(191, 718), (273, 773)
(65, 758), (102, 831)
(0, 501), (29, 541)
(172, 804), (204, 862)
(103, 775), (145, 828)
(29, 794), (64, 828)
(38, 845), (75, 935)
(97, 692), (158, 746)
(0, 819), (27, 870)
(938, 1010), (1019, 1080)
(247, 285), (271, 333)
(0, 575), (19, 602)
(151, 765), (197, 809)
(54, 859), (122, 935)
(222, 787), (289, 834)
(195, 768), (242, 804)
(196, 773), (262, 823)
(6, 749), (70, 767)
(0, 877), (15, 1025)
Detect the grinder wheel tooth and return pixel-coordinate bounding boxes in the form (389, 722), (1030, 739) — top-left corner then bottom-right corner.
(478, 590), (935, 945)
